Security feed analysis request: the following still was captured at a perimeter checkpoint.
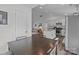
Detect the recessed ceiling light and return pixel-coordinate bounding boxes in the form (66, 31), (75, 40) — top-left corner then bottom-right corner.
(39, 6), (43, 9)
(39, 4), (45, 9)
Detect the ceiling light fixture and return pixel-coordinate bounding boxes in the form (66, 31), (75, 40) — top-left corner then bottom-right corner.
(39, 6), (43, 9)
(39, 4), (46, 9)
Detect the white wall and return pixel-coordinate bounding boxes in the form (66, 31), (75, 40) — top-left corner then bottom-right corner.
(0, 5), (32, 54)
(0, 5), (16, 54)
(68, 15), (79, 52)
(16, 6), (32, 37)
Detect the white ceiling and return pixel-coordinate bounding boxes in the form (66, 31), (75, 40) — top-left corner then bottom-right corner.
(33, 4), (79, 16)
(23, 4), (38, 8)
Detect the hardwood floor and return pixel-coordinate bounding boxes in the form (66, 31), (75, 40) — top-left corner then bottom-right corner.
(8, 34), (65, 55)
(32, 34), (57, 55)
